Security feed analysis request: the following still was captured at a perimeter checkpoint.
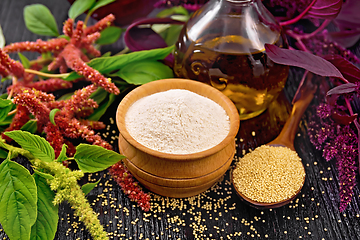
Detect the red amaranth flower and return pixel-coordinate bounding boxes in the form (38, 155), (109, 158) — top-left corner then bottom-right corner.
(0, 49), (24, 78)
(0, 64), (9, 77)
(44, 121), (65, 157)
(71, 21), (84, 47)
(3, 38), (69, 54)
(84, 14), (115, 35)
(108, 161), (151, 211)
(79, 119), (106, 130)
(25, 78), (73, 92)
(2, 105), (30, 142)
(60, 44), (119, 94)
(57, 117), (112, 150)
(63, 18), (74, 38)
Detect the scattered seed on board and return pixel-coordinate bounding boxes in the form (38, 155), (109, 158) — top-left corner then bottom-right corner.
(232, 145), (305, 203)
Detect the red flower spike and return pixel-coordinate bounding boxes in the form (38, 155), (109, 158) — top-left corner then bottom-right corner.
(63, 18), (74, 38)
(0, 64), (9, 77)
(26, 78), (73, 93)
(44, 122), (65, 157)
(61, 44), (119, 94)
(59, 118), (112, 150)
(3, 38), (69, 54)
(79, 119), (106, 130)
(2, 105), (30, 142)
(64, 139), (76, 157)
(71, 21), (85, 47)
(13, 89), (52, 129)
(0, 49), (24, 78)
(82, 44), (101, 58)
(48, 55), (66, 72)
(108, 162), (151, 212)
(84, 14), (115, 35)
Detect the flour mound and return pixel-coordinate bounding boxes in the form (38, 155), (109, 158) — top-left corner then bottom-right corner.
(125, 89), (230, 154)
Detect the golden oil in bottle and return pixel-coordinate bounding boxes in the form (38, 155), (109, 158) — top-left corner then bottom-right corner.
(173, 0), (289, 120)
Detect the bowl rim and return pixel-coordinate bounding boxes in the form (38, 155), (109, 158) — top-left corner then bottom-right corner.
(116, 78), (240, 160)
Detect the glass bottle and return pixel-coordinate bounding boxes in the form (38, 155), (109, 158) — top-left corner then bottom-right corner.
(173, 0), (289, 120)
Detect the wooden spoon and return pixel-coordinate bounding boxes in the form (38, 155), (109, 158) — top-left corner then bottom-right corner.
(232, 74), (317, 209)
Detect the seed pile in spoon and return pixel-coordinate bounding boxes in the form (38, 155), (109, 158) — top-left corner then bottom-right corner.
(232, 145), (305, 203)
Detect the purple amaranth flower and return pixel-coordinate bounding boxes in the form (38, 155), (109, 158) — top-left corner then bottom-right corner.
(263, 0), (312, 19)
(308, 102), (359, 212)
(337, 143), (358, 212)
(301, 32), (360, 63)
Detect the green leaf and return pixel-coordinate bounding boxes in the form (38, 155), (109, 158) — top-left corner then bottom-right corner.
(0, 25), (5, 48)
(64, 45), (174, 80)
(0, 99), (13, 123)
(116, 60), (174, 85)
(68, 0), (96, 19)
(156, 6), (189, 18)
(0, 112), (14, 126)
(18, 52), (30, 69)
(4, 130), (55, 162)
(101, 51), (112, 57)
(162, 24), (184, 46)
(89, 0), (116, 13)
(33, 169), (54, 180)
(90, 87), (108, 104)
(0, 98), (12, 108)
(0, 148), (8, 159)
(56, 144), (68, 163)
(49, 108), (60, 126)
(0, 159), (37, 240)
(96, 26), (124, 45)
(74, 144), (125, 173)
(20, 120), (38, 134)
(81, 178), (101, 195)
(87, 93), (116, 121)
(23, 4), (59, 37)
(30, 174), (59, 240)
(57, 92), (74, 101)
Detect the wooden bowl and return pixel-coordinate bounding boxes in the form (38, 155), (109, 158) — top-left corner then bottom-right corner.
(116, 78), (240, 198)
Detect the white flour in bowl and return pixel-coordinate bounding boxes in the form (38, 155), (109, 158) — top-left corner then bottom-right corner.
(125, 89), (230, 154)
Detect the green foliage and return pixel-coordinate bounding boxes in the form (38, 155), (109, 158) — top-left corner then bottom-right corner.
(20, 120), (38, 134)
(23, 4), (59, 36)
(82, 178), (101, 195)
(89, 0), (116, 13)
(30, 174), (59, 240)
(96, 26), (124, 45)
(68, 0), (96, 19)
(0, 99), (13, 123)
(88, 93), (116, 121)
(4, 130), (55, 162)
(74, 144), (125, 173)
(0, 130), (126, 239)
(18, 52), (30, 69)
(49, 108), (60, 126)
(156, 6), (189, 18)
(56, 144), (68, 163)
(0, 159), (37, 240)
(33, 169), (54, 180)
(0, 148), (7, 159)
(116, 60), (174, 85)
(64, 45), (174, 80)
(90, 87), (108, 104)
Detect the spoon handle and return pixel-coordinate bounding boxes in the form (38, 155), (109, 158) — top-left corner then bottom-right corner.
(270, 73), (317, 150)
